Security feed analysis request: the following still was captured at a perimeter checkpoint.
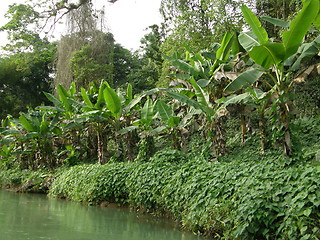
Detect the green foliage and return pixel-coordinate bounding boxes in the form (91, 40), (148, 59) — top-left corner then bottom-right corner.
(293, 76), (320, 117)
(135, 136), (156, 162)
(0, 50), (55, 119)
(241, 5), (269, 45)
(113, 26), (163, 93)
(150, 148), (187, 164)
(103, 83), (122, 118)
(256, 0), (302, 39)
(0, 168), (54, 193)
(50, 163), (132, 205)
(158, 0), (255, 87)
(225, 0), (320, 156)
(54, 1), (115, 90)
(48, 143), (320, 239)
(0, 3), (56, 119)
(0, 3), (44, 53)
(1, 2), (320, 239)
(160, 0), (254, 51)
(281, 0), (319, 58)
(69, 44), (114, 89)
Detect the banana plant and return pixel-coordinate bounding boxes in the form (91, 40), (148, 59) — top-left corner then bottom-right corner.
(118, 86), (189, 160)
(225, 0), (320, 156)
(78, 81), (123, 164)
(0, 143), (15, 161)
(166, 31), (241, 88)
(130, 97), (162, 161)
(14, 110), (62, 169)
(220, 88), (272, 153)
(42, 82), (81, 119)
(80, 81), (150, 163)
(41, 83), (89, 164)
(155, 99), (196, 152)
(165, 78), (230, 155)
(164, 33), (241, 155)
(0, 116), (22, 168)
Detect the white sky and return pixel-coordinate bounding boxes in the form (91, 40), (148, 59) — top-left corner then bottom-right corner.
(0, 0), (163, 51)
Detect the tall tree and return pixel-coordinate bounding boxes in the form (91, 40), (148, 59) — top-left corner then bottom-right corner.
(135, 24), (164, 92)
(113, 44), (140, 88)
(54, 2), (114, 90)
(0, 3), (56, 118)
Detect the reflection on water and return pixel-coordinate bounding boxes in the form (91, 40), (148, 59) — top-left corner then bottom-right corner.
(0, 190), (203, 240)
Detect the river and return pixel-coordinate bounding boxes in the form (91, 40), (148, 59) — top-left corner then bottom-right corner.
(0, 190), (204, 240)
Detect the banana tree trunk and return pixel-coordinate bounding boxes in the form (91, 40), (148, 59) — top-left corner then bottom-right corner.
(280, 102), (292, 156)
(97, 131), (108, 164)
(124, 130), (139, 161)
(240, 106), (247, 143)
(259, 116), (267, 154)
(212, 118), (227, 156)
(41, 139), (55, 169)
(171, 129), (180, 150)
(180, 128), (189, 153)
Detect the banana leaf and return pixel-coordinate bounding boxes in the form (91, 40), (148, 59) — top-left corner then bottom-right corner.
(225, 68), (264, 92)
(241, 5), (268, 45)
(39, 114), (50, 136)
(238, 31), (259, 52)
(141, 98), (154, 125)
(289, 35), (320, 71)
(156, 100), (174, 122)
(57, 85), (71, 111)
(81, 88), (94, 108)
(119, 126), (139, 135)
(282, 0), (319, 58)
(216, 32), (235, 61)
(19, 115), (35, 132)
(126, 83), (133, 104)
(249, 43), (285, 69)
(261, 16), (290, 28)
(44, 92), (64, 109)
(103, 86), (122, 118)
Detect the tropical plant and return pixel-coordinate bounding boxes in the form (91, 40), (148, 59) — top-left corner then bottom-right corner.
(79, 81), (148, 163)
(164, 32), (243, 155)
(225, 0), (320, 156)
(0, 109), (62, 169)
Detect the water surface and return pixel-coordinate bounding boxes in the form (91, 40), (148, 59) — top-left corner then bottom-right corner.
(0, 190), (203, 240)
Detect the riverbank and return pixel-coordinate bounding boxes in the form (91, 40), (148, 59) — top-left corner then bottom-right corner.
(1, 118), (320, 239)
(1, 145), (319, 239)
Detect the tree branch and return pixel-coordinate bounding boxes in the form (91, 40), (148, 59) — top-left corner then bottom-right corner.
(40, 0), (119, 34)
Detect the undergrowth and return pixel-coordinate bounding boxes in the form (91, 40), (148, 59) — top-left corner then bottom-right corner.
(49, 149), (320, 239)
(0, 168), (54, 193)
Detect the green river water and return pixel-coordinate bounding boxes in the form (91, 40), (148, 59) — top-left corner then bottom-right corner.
(0, 190), (204, 240)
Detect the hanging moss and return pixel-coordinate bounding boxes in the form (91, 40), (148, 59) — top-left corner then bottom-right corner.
(54, 2), (114, 91)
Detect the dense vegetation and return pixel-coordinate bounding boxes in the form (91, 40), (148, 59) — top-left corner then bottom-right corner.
(49, 146), (320, 239)
(0, 0), (319, 239)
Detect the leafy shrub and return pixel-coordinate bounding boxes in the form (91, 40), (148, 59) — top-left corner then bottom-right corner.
(150, 148), (187, 163)
(50, 163), (132, 205)
(126, 160), (179, 211)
